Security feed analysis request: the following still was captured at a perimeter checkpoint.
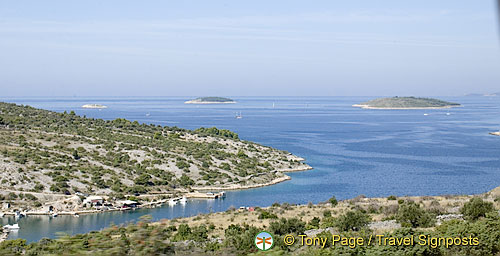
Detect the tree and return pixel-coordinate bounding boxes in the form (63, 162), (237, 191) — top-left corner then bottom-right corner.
(335, 210), (371, 231)
(396, 201), (434, 228)
(134, 174), (152, 186)
(258, 210), (278, 219)
(329, 196), (338, 206)
(178, 174), (194, 187)
(269, 217), (306, 236)
(461, 197), (495, 221)
(72, 149), (80, 160)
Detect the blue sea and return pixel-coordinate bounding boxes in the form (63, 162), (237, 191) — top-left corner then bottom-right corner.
(1, 96), (499, 242)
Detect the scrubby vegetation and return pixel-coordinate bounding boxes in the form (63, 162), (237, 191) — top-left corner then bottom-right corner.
(0, 102), (309, 209)
(1, 192), (499, 255)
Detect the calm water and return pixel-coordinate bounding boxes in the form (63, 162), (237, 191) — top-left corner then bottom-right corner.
(1, 96), (500, 242)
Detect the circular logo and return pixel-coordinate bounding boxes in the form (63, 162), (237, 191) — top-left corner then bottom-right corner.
(254, 231), (274, 251)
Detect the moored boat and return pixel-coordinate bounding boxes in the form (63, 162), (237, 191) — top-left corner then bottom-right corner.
(3, 224), (20, 230)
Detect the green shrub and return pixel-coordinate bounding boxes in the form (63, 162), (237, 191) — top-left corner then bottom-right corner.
(461, 197), (495, 221)
(335, 210), (371, 231)
(329, 196), (338, 206)
(258, 210), (278, 219)
(269, 217), (306, 236)
(396, 201), (435, 228)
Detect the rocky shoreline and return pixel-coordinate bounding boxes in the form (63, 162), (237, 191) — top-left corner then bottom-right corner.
(191, 165), (312, 191)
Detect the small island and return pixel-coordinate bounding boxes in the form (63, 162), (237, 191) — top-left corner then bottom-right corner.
(184, 97), (236, 104)
(353, 97), (461, 109)
(82, 104), (107, 109)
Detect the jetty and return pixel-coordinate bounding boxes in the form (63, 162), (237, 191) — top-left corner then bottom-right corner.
(186, 191), (226, 199)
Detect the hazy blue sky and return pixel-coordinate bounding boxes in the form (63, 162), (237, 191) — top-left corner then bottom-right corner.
(1, 0), (499, 96)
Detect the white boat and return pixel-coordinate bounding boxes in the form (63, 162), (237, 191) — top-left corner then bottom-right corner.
(446, 113), (451, 116)
(179, 197), (187, 204)
(0, 212), (4, 218)
(82, 104), (107, 109)
(423, 113), (429, 116)
(3, 224), (20, 230)
(52, 213), (58, 217)
(168, 199), (177, 206)
(236, 112), (242, 119)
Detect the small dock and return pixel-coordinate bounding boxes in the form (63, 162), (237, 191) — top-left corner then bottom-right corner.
(186, 191), (226, 199)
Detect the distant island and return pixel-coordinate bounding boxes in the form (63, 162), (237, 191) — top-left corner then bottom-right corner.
(184, 97), (236, 104)
(465, 92), (499, 97)
(82, 104), (107, 109)
(353, 97), (461, 109)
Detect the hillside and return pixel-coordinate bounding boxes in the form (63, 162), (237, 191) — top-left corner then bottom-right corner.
(0, 102), (309, 210)
(184, 97), (236, 104)
(353, 97), (461, 109)
(2, 186), (498, 255)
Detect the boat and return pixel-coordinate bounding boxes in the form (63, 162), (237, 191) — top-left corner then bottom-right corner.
(3, 224), (20, 230)
(52, 213), (58, 217)
(82, 104), (107, 109)
(423, 113), (429, 116)
(236, 112), (242, 119)
(168, 199), (177, 206)
(446, 113), (451, 116)
(0, 212), (4, 218)
(179, 197), (187, 204)
(146, 113), (151, 117)
(74, 214), (80, 218)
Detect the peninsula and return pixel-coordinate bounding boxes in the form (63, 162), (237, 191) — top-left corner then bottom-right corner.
(0, 102), (310, 213)
(184, 97), (236, 104)
(353, 97), (461, 109)
(81, 104), (107, 109)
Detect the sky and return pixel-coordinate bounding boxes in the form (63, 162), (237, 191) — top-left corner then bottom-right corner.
(0, 0), (499, 97)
